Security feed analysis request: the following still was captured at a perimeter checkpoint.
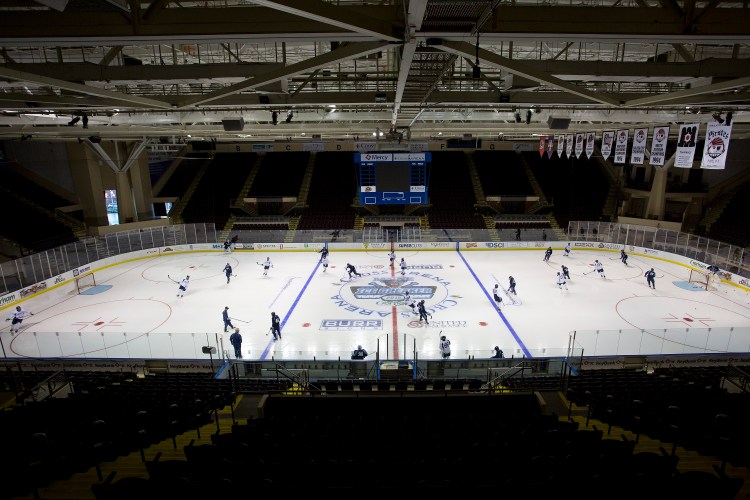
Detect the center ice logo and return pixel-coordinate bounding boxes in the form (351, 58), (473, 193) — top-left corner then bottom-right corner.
(350, 276), (436, 303)
(331, 270), (456, 317)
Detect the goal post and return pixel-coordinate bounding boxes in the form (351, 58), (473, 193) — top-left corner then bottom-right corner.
(75, 273), (96, 294)
(688, 268), (710, 290)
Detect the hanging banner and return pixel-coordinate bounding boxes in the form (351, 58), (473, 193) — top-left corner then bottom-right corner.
(614, 129), (629, 164)
(539, 136), (546, 158)
(701, 121), (732, 170)
(630, 128), (648, 165)
(601, 131), (615, 160)
(566, 134), (574, 158)
(575, 133), (584, 158)
(557, 135), (565, 157)
(585, 131), (595, 159)
(649, 126), (670, 167)
(675, 123), (699, 168)
(546, 135), (555, 159)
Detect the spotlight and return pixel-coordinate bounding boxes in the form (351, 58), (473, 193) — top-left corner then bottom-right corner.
(271, 111), (278, 126)
(712, 112), (724, 124)
(514, 112), (522, 123)
(82, 114), (89, 129)
(89, 136), (101, 143)
(525, 110), (532, 125)
(725, 112), (733, 126)
(285, 111), (293, 123)
(21, 134), (32, 141)
(67, 116), (80, 126)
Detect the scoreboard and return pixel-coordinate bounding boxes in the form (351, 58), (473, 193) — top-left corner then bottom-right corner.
(355, 152), (430, 205)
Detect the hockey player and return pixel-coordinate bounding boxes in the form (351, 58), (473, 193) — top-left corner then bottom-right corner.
(346, 263), (362, 278)
(270, 312), (281, 340)
(388, 250), (396, 267)
(508, 276), (517, 295)
(594, 260), (606, 278)
(645, 268), (656, 289)
(223, 263), (233, 284)
(543, 246), (552, 262)
(177, 276), (190, 297)
(439, 335), (451, 359)
(261, 257), (273, 276)
(399, 258), (407, 275)
(222, 306), (235, 332)
(6, 305), (34, 334)
(404, 292), (417, 314)
(319, 246), (329, 261)
(556, 272), (568, 291)
(493, 284), (503, 310)
(418, 300), (431, 324)
(223, 240), (232, 253)
(561, 264), (571, 280)
(620, 249), (629, 266)
(320, 255), (329, 272)
(564, 243), (571, 257)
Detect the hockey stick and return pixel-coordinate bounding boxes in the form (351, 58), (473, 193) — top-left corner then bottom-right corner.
(230, 317), (251, 324)
(167, 274), (179, 284)
(583, 270), (596, 275)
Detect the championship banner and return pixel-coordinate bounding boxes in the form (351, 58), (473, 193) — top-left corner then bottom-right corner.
(630, 128), (648, 165)
(539, 136), (546, 158)
(585, 131), (595, 159)
(701, 121), (732, 170)
(557, 135), (565, 157)
(566, 134), (574, 158)
(546, 135), (555, 159)
(649, 126), (670, 167)
(601, 131), (615, 161)
(614, 129), (629, 164)
(575, 133), (584, 158)
(675, 123), (699, 168)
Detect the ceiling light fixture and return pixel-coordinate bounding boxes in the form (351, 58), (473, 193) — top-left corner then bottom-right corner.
(514, 111), (522, 123)
(285, 110), (293, 123)
(725, 112), (733, 126)
(472, 33), (481, 80)
(272, 111), (278, 125)
(525, 109), (532, 124)
(712, 112), (724, 124)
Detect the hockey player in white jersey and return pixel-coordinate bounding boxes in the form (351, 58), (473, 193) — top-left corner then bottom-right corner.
(320, 255), (329, 273)
(594, 260), (606, 278)
(556, 272), (568, 291)
(388, 250), (396, 267)
(259, 257), (273, 276)
(399, 258), (407, 275)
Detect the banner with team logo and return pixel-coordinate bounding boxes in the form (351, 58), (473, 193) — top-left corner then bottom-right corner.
(566, 134), (574, 158)
(701, 121), (732, 170)
(630, 128), (648, 165)
(675, 123), (699, 168)
(585, 132), (595, 159)
(575, 133), (584, 158)
(601, 131), (615, 160)
(649, 125), (670, 167)
(539, 136), (546, 158)
(546, 135), (555, 158)
(557, 135), (565, 157)
(614, 129), (629, 164)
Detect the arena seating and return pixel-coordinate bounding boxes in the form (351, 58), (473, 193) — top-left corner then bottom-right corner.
(297, 152), (356, 230)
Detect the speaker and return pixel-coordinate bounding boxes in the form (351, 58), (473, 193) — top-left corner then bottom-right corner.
(202, 346), (216, 354)
(258, 95), (270, 104)
(222, 118), (244, 131)
(547, 116), (571, 130)
(89, 136), (101, 143)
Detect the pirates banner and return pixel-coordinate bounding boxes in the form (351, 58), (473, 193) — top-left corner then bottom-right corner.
(585, 131), (595, 159)
(601, 131), (615, 161)
(539, 135), (546, 158)
(614, 129), (629, 164)
(701, 121), (732, 170)
(649, 126), (670, 167)
(566, 134), (574, 158)
(630, 128), (648, 165)
(675, 123), (700, 168)
(557, 135), (565, 157)
(546, 135), (555, 159)
(575, 133), (584, 158)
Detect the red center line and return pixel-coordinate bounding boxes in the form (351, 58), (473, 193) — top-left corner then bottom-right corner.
(391, 260), (399, 360)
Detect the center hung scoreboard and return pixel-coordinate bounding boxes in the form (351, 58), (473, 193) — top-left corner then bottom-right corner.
(355, 152), (430, 205)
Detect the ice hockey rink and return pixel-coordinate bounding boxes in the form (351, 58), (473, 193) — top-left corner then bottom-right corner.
(2, 246), (750, 361)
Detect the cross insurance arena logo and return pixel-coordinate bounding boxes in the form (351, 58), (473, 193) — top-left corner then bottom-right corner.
(330, 269), (461, 318)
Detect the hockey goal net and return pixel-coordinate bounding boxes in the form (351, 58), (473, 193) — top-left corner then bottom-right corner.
(75, 273), (96, 294)
(688, 268), (712, 290)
